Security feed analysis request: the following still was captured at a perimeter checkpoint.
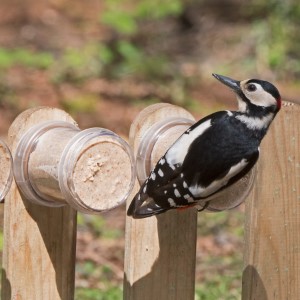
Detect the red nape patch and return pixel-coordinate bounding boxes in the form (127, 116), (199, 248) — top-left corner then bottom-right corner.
(278, 97), (282, 110)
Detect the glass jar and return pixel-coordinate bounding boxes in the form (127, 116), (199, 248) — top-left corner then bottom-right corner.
(14, 121), (135, 214)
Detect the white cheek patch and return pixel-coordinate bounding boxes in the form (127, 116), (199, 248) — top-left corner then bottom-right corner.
(241, 81), (277, 108)
(165, 119), (211, 167)
(248, 91), (277, 107)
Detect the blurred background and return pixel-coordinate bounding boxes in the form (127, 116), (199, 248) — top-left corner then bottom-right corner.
(0, 0), (299, 299)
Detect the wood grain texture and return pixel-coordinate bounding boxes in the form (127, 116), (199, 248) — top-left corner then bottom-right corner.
(2, 107), (77, 300)
(243, 102), (300, 299)
(124, 103), (197, 300)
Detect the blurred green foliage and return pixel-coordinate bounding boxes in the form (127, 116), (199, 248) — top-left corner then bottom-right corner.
(108, 41), (170, 79)
(50, 42), (171, 83)
(75, 287), (122, 300)
(0, 48), (53, 70)
(197, 209), (244, 237)
(51, 44), (108, 82)
(101, 0), (182, 35)
(248, 0), (300, 77)
(61, 95), (98, 114)
(76, 261), (117, 283)
(75, 215), (123, 299)
(1, 1), (300, 82)
(99, 0), (300, 80)
(99, 0), (181, 81)
(49, 0), (300, 90)
(0, 231), (3, 252)
(195, 274), (241, 300)
(196, 210), (244, 299)
(77, 214), (122, 239)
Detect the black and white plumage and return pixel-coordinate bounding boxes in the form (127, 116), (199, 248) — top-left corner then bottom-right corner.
(127, 74), (281, 218)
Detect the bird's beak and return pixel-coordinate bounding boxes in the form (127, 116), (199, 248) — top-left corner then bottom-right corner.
(212, 74), (240, 92)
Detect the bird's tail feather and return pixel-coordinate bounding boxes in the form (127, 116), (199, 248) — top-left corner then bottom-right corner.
(127, 184), (167, 219)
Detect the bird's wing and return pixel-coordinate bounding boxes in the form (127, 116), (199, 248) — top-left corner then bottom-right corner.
(140, 111), (228, 189)
(127, 111), (259, 218)
(128, 152), (258, 218)
(127, 112), (227, 218)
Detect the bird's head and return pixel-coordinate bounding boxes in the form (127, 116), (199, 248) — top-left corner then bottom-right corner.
(212, 74), (281, 114)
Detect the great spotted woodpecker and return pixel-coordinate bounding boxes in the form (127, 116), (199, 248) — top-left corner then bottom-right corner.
(127, 74), (281, 218)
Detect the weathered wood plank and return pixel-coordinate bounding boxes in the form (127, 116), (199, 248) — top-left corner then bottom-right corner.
(2, 107), (77, 300)
(124, 104), (197, 300)
(243, 103), (300, 299)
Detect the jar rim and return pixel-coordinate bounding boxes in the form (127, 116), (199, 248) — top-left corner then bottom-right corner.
(0, 139), (13, 202)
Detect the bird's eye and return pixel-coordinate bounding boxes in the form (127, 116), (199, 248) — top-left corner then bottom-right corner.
(247, 84), (257, 92)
